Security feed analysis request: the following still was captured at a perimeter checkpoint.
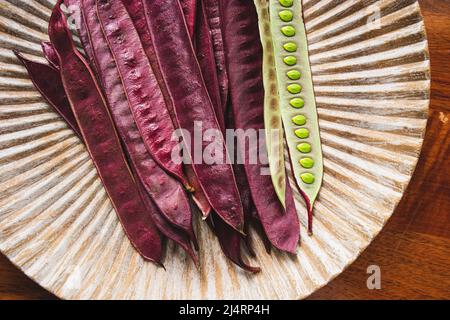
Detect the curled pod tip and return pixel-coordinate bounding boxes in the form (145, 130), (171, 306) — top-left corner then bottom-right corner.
(254, 0), (287, 208)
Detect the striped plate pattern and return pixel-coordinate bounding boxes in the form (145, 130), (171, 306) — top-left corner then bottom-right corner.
(0, 0), (429, 299)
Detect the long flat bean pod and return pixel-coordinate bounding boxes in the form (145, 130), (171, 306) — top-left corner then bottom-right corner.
(14, 51), (81, 139)
(253, 0), (287, 208)
(81, 0), (196, 244)
(221, 0), (300, 253)
(143, 0), (244, 233)
(269, 0), (323, 233)
(96, 0), (190, 190)
(62, 0), (98, 72)
(121, 0), (175, 122)
(195, 0), (225, 132)
(203, 0), (229, 114)
(121, 0), (212, 218)
(211, 212), (260, 273)
(135, 170), (198, 265)
(41, 41), (60, 70)
(48, 5), (162, 263)
(34, 35), (198, 260)
(225, 105), (257, 255)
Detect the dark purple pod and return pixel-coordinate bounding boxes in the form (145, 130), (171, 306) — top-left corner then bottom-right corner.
(80, 0), (197, 246)
(211, 212), (260, 273)
(121, 0), (212, 219)
(41, 41), (60, 70)
(179, 0), (197, 39)
(14, 51), (81, 139)
(62, 0), (98, 72)
(195, 0), (225, 132)
(204, 0), (229, 115)
(96, 0), (191, 190)
(48, 5), (162, 263)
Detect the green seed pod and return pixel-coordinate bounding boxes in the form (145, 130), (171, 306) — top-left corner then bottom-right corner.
(301, 173), (315, 184)
(254, 0), (287, 207)
(279, 0), (294, 7)
(283, 56), (297, 65)
(287, 69), (301, 80)
(292, 114), (306, 125)
(287, 83), (302, 94)
(283, 42), (297, 52)
(270, 0), (323, 222)
(295, 128), (309, 139)
(297, 142), (312, 153)
(290, 97), (304, 108)
(279, 10), (293, 22)
(281, 26), (296, 37)
(300, 157), (314, 168)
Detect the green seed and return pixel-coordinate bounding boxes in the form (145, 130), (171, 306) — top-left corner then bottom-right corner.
(279, 10), (293, 22)
(295, 128), (310, 139)
(300, 157), (314, 169)
(297, 142), (312, 153)
(290, 98), (304, 108)
(287, 70), (301, 80)
(283, 56), (297, 66)
(279, 0), (294, 7)
(281, 26), (296, 37)
(287, 84), (302, 94)
(301, 173), (315, 184)
(292, 114), (306, 125)
(283, 42), (297, 52)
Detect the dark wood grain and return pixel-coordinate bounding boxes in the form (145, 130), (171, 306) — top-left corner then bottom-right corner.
(309, 0), (450, 300)
(0, 0), (449, 300)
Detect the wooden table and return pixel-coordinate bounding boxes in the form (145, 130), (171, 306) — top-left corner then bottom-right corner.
(0, 0), (448, 300)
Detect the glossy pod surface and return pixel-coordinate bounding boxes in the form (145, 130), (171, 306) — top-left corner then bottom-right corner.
(253, 0), (287, 208)
(269, 0), (324, 232)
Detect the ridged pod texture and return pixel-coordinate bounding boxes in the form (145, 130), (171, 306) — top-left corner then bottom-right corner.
(269, 0), (324, 233)
(96, 0), (190, 189)
(143, 0), (245, 233)
(48, 6), (162, 263)
(221, 0), (300, 253)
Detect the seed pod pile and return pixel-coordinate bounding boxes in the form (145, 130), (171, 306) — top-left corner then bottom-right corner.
(15, 0), (323, 272)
